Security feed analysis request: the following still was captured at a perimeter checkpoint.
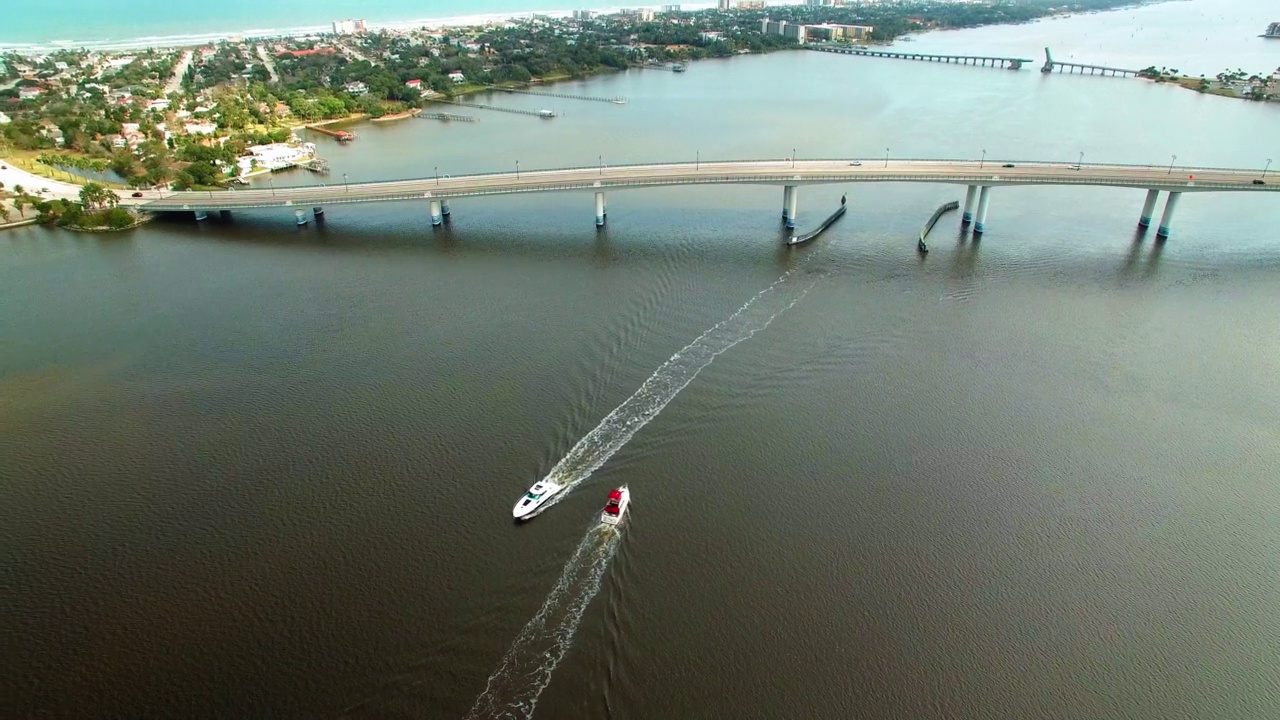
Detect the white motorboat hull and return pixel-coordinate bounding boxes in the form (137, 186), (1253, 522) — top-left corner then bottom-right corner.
(513, 481), (564, 520)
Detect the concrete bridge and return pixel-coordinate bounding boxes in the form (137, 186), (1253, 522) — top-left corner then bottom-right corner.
(141, 159), (1277, 240)
(1041, 47), (1140, 77)
(810, 44), (1030, 70)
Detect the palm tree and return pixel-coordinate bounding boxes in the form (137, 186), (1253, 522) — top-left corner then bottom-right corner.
(13, 195), (27, 218)
(0, 204), (11, 223)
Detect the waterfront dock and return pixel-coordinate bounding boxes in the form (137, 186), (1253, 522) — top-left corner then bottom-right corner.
(430, 100), (556, 118)
(495, 87), (626, 104)
(307, 124), (356, 142)
(417, 112), (478, 122)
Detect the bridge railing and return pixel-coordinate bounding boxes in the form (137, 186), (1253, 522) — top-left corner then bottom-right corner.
(322, 158), (1256, 190)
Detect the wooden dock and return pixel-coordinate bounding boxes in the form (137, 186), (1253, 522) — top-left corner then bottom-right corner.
(495, 87), (626, 104)
(416, 112), (478, 122)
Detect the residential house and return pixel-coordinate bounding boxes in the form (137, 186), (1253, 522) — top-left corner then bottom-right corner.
(405, 78), (422, 90)
(448, 71), (467, 84)
(18, 86), (43, 100)
(184, 122), (218, 135)
(344, 80), (369, 94)
(146, 98), (170, 111)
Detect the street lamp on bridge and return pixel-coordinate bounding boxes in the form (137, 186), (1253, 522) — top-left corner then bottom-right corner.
(1077, 150), (1085, 169)
(791, 148), (796, 169)
(1264, 158), (1273, 180)
(268, 177), (275, 196)
(980, 149), (986, 169)
(343, 173), (348, 192)
(434, 166), (438, 186)
(516, 160), (520, 179)
(884, 148), (890, 168)
(599, 154), (603, 176)
(1167, 154), (1176, 175)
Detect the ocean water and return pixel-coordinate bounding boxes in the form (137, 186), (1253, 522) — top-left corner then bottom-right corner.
(2, 0), (724, 48)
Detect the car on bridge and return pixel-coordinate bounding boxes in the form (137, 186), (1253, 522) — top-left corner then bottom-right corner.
(1253, 179), (1266, 185)
(1002, 163), (1016, 168)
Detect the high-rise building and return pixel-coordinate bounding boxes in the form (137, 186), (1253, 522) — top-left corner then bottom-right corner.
(332, 19), (365, 34)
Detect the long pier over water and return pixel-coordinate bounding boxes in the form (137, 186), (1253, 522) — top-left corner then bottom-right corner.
(810, 44), (1030, 70)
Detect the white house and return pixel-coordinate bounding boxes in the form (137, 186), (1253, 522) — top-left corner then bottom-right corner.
(147, 98), (170, 111)
(405, 78), (422, 90)
(184, 122), (218, 135)
(0, 111), (10, 124)
(236, 142), (316, 176)
(343, 80), (368, 95)
(448, 71), (466, 83)
(18, 87), (43, 100)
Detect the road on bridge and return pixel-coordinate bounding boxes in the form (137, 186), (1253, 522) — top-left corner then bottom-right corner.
(141, 159), (1276, 213)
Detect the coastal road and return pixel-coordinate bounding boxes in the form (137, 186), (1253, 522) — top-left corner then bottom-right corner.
(140, 159), (1279, 212)
(163, 50), (192, 96)
(254, 44), (280, 83)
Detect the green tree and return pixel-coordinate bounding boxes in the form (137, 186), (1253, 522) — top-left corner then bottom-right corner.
(79, 181), (118, 210)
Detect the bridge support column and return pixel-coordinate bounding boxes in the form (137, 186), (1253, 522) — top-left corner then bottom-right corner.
(294, 209), (307, 226)
(313, 206), (324, 220)
(193, 210), (209, 221)
(595, 192), (606, 227)
(430, 200), (443, 226)
(786, 185), (798, 229)
(1138, 189), (1159, 229)
(219, 210), (232, 220)
(441, 200), (451, 217)
(973, 186), (992, 235)
(782, 185), (795, 222)
(962, 185), (978, 225)
(1155, 192), (1181, 239)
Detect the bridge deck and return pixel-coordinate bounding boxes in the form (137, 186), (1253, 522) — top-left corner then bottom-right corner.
(141, 160), (1276, 212)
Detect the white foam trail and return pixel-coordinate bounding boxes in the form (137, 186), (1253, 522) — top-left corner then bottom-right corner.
(538, 264), (820, 508)
(466, 524), (624, 720)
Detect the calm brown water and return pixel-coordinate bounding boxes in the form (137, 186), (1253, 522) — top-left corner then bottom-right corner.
(5, 5), (1280, 718)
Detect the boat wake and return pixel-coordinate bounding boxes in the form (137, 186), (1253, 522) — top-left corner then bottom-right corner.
(536, 263), (821, 509)
(465, 524), (624, 720)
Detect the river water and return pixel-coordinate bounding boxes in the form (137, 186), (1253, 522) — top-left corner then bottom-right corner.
(6, 4), (1280, 718)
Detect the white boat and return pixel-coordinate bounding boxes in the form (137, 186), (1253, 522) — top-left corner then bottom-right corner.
(513, 480), (563, 520)
(600, 486), (630, 526)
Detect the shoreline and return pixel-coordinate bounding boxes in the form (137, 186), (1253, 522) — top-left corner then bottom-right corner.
(0, 0), (1166, 54)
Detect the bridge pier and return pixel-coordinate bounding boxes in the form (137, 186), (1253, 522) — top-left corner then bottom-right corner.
(595, 192), (606, 227)
(194, 210), (209, 221)
(430, 200), (443, 226)
(294, 209), (308, 226)
(313, 206), (324, 220)
(219, 210), (232, 220)
(441, 200), (451, 217)
(1155, 192), (1181, 239)
(786, 186), (798, 229)
(1138, 189), (1160, 229)
(961, 185), (978, 225)
(973, 186), (992, 235)
(782, 185), (795, 222)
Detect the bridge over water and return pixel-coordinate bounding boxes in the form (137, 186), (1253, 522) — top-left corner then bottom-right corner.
(142, 159), (1276, 240)
(1041, 47), (1140, 77)
(810, 44), (1030, 70)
